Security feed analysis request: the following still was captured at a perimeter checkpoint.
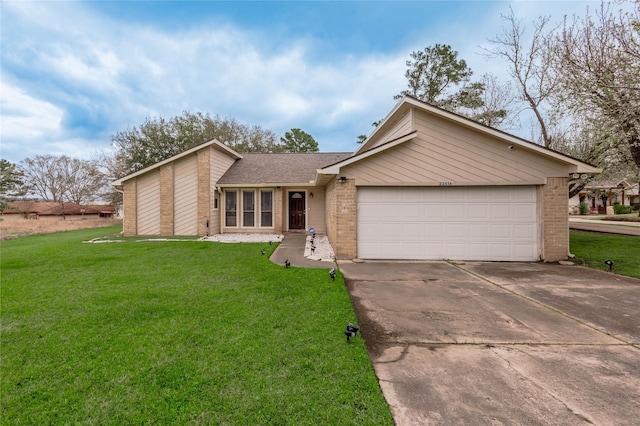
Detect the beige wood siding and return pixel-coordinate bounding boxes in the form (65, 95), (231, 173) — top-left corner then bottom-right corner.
(174, 155), (198, 235)
(369, 109), (413, 149)
(344, 109), (569, 185)
(136, 172), (161, 235)
(307, 186), (326, 234)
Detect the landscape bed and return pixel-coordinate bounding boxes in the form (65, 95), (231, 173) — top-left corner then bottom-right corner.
(1, 226), (393, 424)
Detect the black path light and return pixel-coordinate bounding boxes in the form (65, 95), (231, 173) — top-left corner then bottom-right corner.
(605, 259), (614, 271)
(261, 248), (266, 255)
(329, 268), (336, 281)
(345, 323), (360, 342)
(284, 259), (291, 268)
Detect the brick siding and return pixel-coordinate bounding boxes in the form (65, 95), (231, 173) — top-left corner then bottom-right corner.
(542, 177), (569, 262)
(123, 180), (137, 236)
(329, 178), (357, 258)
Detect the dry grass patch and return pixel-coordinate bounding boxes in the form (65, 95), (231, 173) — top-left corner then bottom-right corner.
(0, 218), (122, 240)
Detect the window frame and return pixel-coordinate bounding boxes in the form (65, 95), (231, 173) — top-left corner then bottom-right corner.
(225, 190), (238, 227)
(260, 190), (273, 228)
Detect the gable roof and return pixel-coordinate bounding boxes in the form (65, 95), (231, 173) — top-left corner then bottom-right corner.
(110, 140), (241, 186)
(353, 96), (601, 174)
(218, 152), (352, 186)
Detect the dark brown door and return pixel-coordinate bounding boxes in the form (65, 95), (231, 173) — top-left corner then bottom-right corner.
(289, 192), (305, 230)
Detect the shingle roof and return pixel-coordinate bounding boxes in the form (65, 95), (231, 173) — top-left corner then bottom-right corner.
(218, 152), (352, 185)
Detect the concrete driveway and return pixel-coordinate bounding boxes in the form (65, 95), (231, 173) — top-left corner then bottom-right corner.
(338, 261), (640, 425)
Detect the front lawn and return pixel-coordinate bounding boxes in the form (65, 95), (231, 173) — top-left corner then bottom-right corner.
(1, 226), (392, 425)
(570, 230), (640, 279)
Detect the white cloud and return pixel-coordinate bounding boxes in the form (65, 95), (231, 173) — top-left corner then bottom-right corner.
(2, 0), (621, 162)
(0, 82), (64, 155)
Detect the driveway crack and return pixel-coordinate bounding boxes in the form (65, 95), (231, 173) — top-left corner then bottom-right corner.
(488, 346), (596, 424)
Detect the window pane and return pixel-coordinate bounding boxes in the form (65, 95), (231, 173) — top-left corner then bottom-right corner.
(225, 191), (236, 227)
(261, 190), (273, 227)
(243, 191), (255, 227)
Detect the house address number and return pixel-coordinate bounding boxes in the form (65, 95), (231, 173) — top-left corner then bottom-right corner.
(439, 182), (453, 186)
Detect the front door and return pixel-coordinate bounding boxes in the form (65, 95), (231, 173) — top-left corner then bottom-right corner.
(288, 191), (305, 230)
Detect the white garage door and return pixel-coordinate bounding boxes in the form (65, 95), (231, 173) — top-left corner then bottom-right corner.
(357, 186), (538, 261)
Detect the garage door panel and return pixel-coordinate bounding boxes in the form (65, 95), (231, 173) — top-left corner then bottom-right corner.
(469, 205), (489, 219)
(402, 223), (424, 239)
(468, 223), (490, 238)
(515, 224), (536, 239)
(357, 186), (538, 261)
(491, 224), (513, 239)
(514, 204), (536, 219)
(445, 223), (467, 239)
(444, 205), (466, 219)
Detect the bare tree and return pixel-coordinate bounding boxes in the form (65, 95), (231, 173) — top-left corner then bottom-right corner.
(58, 157), (105, 204)
(486, 7), (559, 147)
(20, 155), (66, 202)
(19, 155), (107, 208)
(467, 73), (517, 129)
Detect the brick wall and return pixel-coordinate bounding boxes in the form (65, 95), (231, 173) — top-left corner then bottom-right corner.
(543, 177), (569, 262)
(333, 178), (357, 258)
(159, 163), (174, 235)
(197, 149), (211, 236)
(274, 188), (283, 234)
(123, 180), (137, 236)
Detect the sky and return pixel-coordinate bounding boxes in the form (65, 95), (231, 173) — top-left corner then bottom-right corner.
(0, 0), (622, 164)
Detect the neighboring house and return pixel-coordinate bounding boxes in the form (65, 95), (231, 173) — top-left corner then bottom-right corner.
(111, 96), (600, 262)
(569, 180), (640, 214)
(1, 201), (115, 221)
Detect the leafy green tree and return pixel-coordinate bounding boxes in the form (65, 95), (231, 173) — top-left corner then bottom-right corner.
(280, 128), (319, 153)
(395, 44), (511, 127)
(395, 44), (474, 104)
(0, 159), (24, 214)
(109, 111), (283, 178)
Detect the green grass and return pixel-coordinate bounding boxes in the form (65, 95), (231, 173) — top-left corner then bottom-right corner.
(1, 226), (393, 425)
(570, 230), (640, 279)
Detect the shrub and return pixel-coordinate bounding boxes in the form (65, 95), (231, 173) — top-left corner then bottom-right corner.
(579, 202), (589, 215)
(613, 204), (632, 214)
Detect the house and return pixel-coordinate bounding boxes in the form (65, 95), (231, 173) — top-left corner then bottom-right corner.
(1, 201), (115, 221)
(569, 180), (640, 214)
(111, 96), (600, 262)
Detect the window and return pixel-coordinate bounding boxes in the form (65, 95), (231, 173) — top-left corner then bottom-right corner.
(261, 190), (273, 227)
(243, 190), (255, 227)
(225, 191), (237, 227)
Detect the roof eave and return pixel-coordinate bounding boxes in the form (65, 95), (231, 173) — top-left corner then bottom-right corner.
(110, 140), (241, 186)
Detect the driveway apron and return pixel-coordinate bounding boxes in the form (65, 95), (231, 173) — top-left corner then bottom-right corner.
(339, 260), (640, 426)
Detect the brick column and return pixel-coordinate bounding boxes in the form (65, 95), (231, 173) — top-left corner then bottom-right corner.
(543, 177), (569, 262)
(160, 164), (174, 235)
(197, 149), (211, 236)
(274, 188), (283, 234)
(123, 180), (137, 236)
(334, 178), (357, 258)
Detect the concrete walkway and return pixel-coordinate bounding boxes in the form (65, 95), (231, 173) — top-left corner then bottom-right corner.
(269, 233), (337, 269)
(569, 216), (640, 236)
